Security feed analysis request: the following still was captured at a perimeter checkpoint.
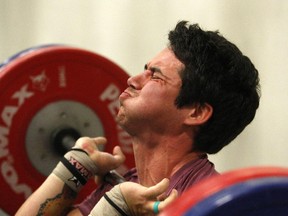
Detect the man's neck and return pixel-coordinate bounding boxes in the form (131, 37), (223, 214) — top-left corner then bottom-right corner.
(131, 134), (201, 187)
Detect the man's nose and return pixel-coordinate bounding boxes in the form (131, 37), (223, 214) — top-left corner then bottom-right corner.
(127, 72), (147, 90)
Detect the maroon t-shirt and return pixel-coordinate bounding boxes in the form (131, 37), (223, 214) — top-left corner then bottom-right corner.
(76, 154), (218, 215)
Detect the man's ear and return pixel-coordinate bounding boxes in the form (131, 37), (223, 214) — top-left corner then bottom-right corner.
(184, 103), (213, 126)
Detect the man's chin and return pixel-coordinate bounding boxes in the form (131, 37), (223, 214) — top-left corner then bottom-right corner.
(115, 112), (124, 125)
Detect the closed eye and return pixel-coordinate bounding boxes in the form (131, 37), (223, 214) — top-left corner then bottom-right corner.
(144, 64), (162, 79)
(144, 64), (165, 82)
(150, 69), (161, 79)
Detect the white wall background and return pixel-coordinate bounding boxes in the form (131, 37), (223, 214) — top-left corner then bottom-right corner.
(1, 0), (288, 172)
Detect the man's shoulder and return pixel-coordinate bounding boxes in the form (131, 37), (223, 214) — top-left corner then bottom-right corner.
(169, 155), (218, 194)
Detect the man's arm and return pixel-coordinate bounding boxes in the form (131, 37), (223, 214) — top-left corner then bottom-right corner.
(16, 137), (125, 216)
(16, 174), (78, 216)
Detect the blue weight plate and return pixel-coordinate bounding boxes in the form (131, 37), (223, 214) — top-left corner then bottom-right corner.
(160, 166), (288, 216)
(184, 177), (288, 216)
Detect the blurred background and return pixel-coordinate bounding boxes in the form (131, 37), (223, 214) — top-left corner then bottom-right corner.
(1, 0), (288, 172)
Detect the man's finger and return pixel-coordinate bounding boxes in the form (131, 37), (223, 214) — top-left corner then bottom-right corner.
(112, 146), (126, 164)
(158, 189), (178, 211)
(74, 137), (107, 154)
(92, 137), (107, 146)
(145, 178), (170, 198)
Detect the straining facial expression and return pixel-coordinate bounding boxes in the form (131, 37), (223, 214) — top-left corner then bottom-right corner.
(117, 48), (186, 135)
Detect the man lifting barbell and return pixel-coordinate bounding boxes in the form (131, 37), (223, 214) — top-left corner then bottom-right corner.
(16, 20), (260, 215)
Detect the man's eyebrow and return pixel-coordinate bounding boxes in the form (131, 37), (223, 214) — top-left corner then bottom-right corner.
(144, 63), (162, 73)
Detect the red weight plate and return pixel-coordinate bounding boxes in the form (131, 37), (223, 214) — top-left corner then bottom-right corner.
(0, 45), (134, 215)
(160, 166), (288, 216)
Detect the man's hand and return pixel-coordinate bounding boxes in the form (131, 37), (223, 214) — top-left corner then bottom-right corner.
(74, 137), (126, 176)
(89, 179), (178, 216)
(120, 179), (178, 215)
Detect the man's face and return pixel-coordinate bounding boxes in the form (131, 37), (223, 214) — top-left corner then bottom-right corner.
(116, 48), (185, 136)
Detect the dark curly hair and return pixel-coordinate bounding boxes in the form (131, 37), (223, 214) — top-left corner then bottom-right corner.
(168, 21), (260, 154)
